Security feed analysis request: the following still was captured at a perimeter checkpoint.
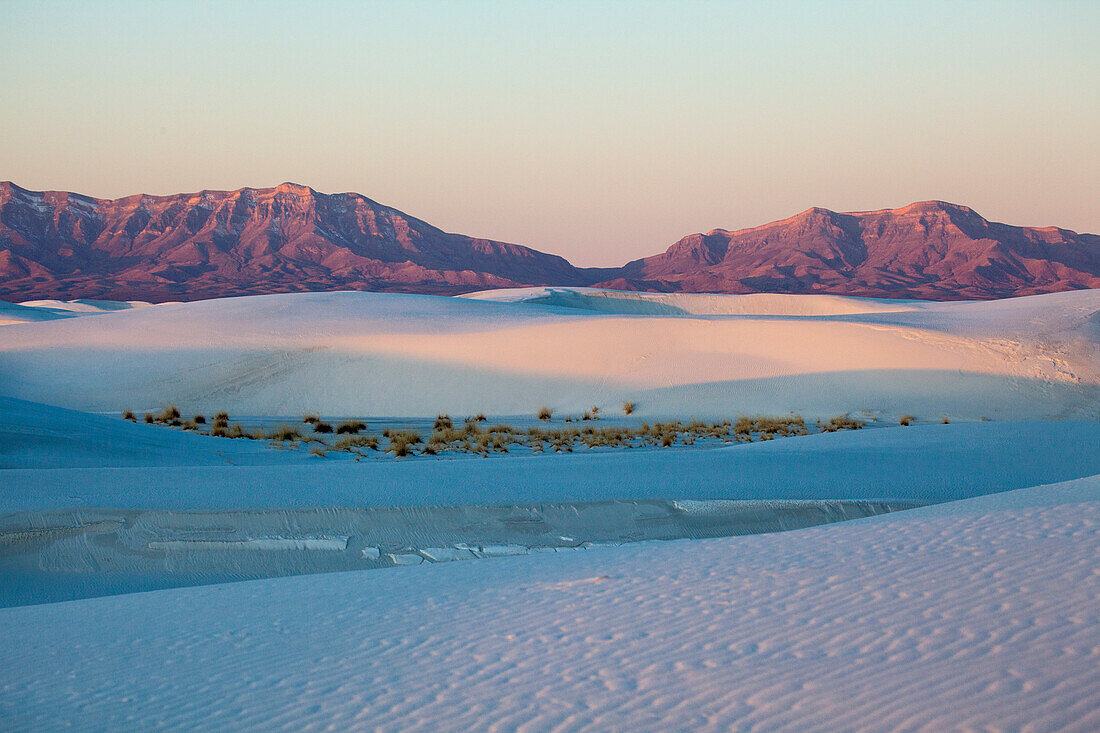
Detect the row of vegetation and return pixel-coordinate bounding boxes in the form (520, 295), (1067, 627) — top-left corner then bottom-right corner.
(125, 404), (880, 459)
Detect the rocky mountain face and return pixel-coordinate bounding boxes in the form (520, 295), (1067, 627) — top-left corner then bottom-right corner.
(0, 182), (597, 301)
(594, 201), (1100, 299)
(1, 182), (1096, 302)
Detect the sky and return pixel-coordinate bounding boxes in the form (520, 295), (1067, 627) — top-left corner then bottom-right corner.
(1, 1), (1097, 266)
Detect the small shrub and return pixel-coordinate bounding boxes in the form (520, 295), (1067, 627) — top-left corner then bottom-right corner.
(336, 420), (366, 434)
(623, 401), (634, 415)
(303, 414), (320, 424)
(473, 413), (487, 422)
(214, 411), (229, 421)
(313, 422), (333, 434)
(270, 425), (301, 441)
(941, 416), (950, 424)
(899, 414), (915, 426)
(156, 405), (181, 423)
(434, 414), (453, 430)
(122, 410), (136, 421)
(144, 413), (154, 424)
(387, 429), (422, 457)
(537, 406), (553, 421)
(820, 415), (865, 432)
(193, 414), (206, 424)
(335, 434), (379, 451)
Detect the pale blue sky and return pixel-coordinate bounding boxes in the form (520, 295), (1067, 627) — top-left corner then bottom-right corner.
(2, 0), (1097, 265)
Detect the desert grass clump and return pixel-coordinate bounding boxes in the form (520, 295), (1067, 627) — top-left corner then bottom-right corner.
(122, 409), (136, 422)
(386, 429), (422, 457)
(336, 420), (367, 435)
(434, 414), (453, 430)
(212, 412), (230, 431)
(155, 405), (181, 424)
(270, 425), (302, 441)
(623, 401), (634, 415)
(537, 406), (553, 421)
(302, 414), (320, 425)
(819, 415), (865, 432)
(941, 416), (950, 424)
(143, 413), (154, 424)
(899, 414), (915, 426)
(473, 413), (487, 422)
(335, 434), (379, 451)
(193, 414), (206, 424)
(313, 421), (334, 434)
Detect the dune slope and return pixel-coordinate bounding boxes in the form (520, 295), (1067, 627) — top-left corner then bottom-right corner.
(0, 288), (1097, 420)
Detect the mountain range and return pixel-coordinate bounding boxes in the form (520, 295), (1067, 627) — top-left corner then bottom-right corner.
(1, 181), (1097, 302)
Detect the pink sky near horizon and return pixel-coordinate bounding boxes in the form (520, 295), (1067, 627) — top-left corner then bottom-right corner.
(1, 1), (1097, 266)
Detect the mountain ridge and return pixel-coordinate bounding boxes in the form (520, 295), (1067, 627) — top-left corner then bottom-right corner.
(1, 181), (1096, 302)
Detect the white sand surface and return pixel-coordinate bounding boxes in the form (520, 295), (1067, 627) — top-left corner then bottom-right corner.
(0, 288), (1097, 420)
(3, 474), (1098, 731)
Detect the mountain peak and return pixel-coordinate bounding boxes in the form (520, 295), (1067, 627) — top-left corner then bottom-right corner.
(271, 182), (314, 196)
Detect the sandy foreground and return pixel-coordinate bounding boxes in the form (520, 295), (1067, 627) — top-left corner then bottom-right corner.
(1, 475), (1098, 731)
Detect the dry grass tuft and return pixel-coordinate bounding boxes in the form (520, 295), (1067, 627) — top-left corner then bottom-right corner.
(819, 415), (865, 432)
(623, 401), (634, 415)
(899, 414), (915, 426)
(537, 406), (553, 421)
(335, 434), (379, 451)
(387, 429), (422, 457)
(270, 425), (302, 441)
(336, 420), (367, 434)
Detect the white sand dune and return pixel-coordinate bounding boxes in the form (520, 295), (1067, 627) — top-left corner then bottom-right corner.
(2, 289), (1099, 730)
(0, 288), (1097, 420)
(0, 298), (154, 326)
(3, 473), (1098, 731)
